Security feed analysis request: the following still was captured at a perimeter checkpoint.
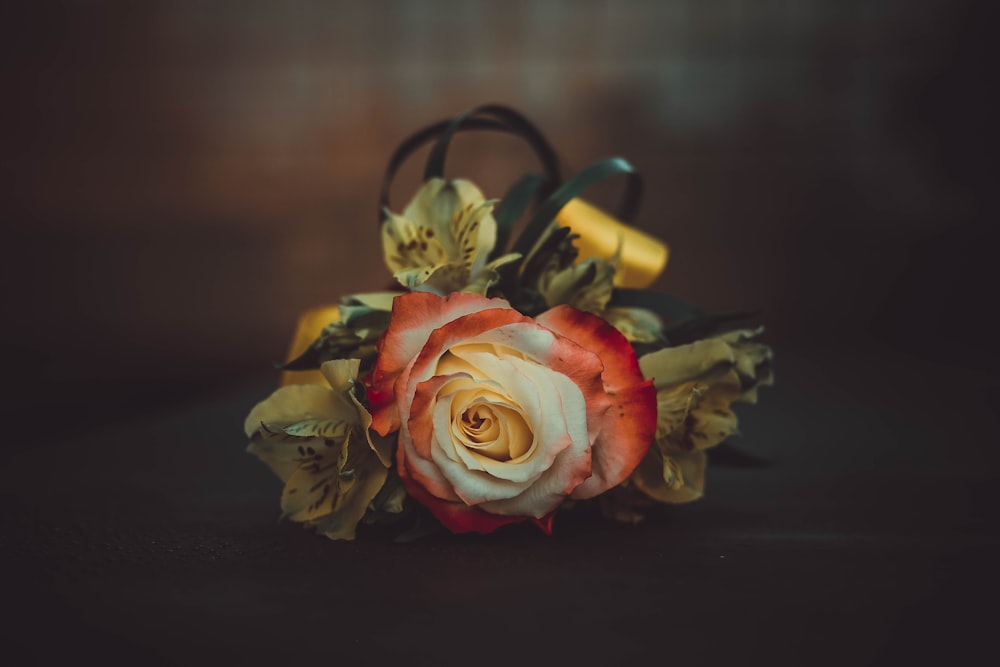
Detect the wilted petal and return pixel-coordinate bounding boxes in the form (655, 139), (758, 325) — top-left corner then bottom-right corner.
(603, 306), (664, 344)
(631, 328), (772, 504)
(631, 444), (707, 504)
(639, 338), (738, 389)
(538, 257), (616, 315)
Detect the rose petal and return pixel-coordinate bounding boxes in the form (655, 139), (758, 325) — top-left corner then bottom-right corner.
(369, 292), (514, 435)
(431, 352), (582, 484)
(571, 379), (656, 499)
(454, 323), (610, 441)
(395, 424), (462, 503)
(396, 447), (528, 535)
(407, 373), (478, 460)
(536, 305), (657, 499)
(536, 304), (644, 393)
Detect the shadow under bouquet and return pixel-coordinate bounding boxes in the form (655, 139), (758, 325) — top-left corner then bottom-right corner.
(244, 105), (774, 541)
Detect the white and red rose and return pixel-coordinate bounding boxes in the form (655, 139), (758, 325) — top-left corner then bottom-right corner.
(368, 291), (657, 534)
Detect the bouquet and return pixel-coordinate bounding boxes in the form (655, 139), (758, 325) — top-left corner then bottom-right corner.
(244, 105), (773, 540)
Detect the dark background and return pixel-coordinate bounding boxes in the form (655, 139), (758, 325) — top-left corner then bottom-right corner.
(1, 1), (997, 665)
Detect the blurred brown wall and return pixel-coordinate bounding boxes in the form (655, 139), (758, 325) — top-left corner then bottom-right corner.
(1, 1), (993, 425)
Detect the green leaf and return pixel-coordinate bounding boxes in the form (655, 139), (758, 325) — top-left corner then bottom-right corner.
(380, 116), (509, 220)
(277, 321), (384, 371)
(511, 156), (641, 261)
(517, 225), (575, 288)
(254, 422), (320, 443)
(423, 105), (562, 186)
(338, 292), (398, 326)
(608, 288), (704, 323)
(280, 419), (352, 440)
(491, 172), (547, 262)
(663, 311), (758, 345)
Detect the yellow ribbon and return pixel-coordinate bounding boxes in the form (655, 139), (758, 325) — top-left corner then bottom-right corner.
(280, 305), (342, 387)
(280, 199), (669, 386)
(554, 198), (668, 289)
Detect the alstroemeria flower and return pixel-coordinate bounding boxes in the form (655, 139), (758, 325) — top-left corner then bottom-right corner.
(368, 292), (657, 535)
(245, 359), (394, 540)
(382, 178), (516, 294)
(631, 328), (774, 503)
(529, 227), (664, 343)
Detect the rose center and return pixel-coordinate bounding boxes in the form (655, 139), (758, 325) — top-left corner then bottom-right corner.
(462, 406), (490, 430)
(451, 400), (532, 463)
(459, 405), (500, 444)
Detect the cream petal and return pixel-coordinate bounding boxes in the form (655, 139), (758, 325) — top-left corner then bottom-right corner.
(449, 395), (529, 463)
(429, 392), (534, 505)
(436, 351), (481, 378)
(448, 352), (589, 485)
(450, 399), (504, 456)
(499, 406), (533, 460)
(396, 417), (462, 503)
(426, 371), (538, 487)
(433, 390), (484, 470)
(478, 440), (590, 519)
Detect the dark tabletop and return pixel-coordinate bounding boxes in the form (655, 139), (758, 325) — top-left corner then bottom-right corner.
(3, 344), (997, 666)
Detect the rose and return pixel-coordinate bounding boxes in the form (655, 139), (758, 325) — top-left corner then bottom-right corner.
(369, 291), (657, 534)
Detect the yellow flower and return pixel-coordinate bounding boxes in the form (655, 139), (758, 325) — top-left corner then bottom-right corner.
(244, 359), (394, 540)
(631, 328), (773, 503)
(382, 178), (516, 294)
